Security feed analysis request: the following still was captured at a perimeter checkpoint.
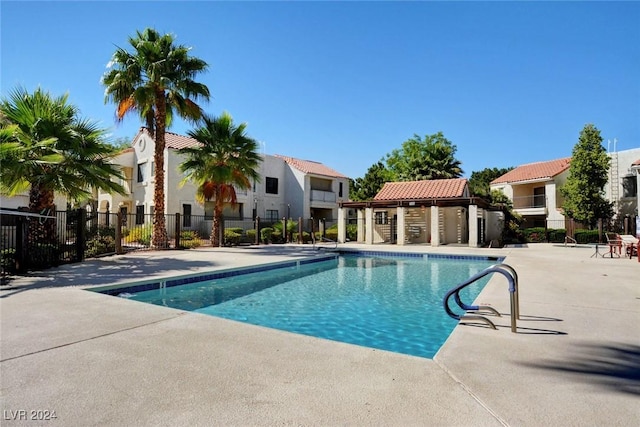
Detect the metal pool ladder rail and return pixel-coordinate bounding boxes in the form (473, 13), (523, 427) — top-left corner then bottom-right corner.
(312, 236), (338, 251)
(443, 264), (520, 332)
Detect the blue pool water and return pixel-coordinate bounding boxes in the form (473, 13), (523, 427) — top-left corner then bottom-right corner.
(97, 253), (500, 358)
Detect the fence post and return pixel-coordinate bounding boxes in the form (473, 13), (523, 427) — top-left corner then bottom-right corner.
(175, 213), (181, 249)
(298, 217), (303, 244)
(76, 208), (86, 262)
(115, 212), (123, 255)
(311, 217), (315, 242)
(15, 216), (27, 273)
(282, 217), (287, 243)
(255, 217), (260, 245)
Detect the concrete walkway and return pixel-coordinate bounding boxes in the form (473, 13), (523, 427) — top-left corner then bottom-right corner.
(1, 243), (638, 426)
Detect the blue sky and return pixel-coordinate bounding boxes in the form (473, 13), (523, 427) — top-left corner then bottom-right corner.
(2, 1), (639, 180)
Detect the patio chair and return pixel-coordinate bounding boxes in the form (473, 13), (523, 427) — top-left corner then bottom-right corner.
(604, 233), (623, 258)
(619, 235), (639, 259)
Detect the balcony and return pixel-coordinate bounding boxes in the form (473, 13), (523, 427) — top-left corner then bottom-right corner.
(310, 190), (336, 203)
(512, 195), (547, 216)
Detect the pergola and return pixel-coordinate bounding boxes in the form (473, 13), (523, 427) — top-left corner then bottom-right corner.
(337, 196), (501, 247)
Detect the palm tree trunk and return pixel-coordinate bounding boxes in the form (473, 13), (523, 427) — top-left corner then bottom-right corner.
(28, 184), (56, 245)
(151, 92), (169, 248)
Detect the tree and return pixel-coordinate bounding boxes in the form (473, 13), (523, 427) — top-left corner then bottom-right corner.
(560, 124), (613, 228)
(0, 87), (126, 243)
(349, 161), (394, 201)
(179, 112), (261, 247)
(385, 132), (463, 181)
(469, 167), (514, 199)
(102, 28), (211, 248)
(110, 136), (133, 150)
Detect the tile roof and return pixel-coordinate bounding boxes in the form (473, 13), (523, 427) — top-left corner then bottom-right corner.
(374, 178), (468, 200)
(632, 158), (640, 166)
(133, 127), (199, 150)
(164, 131), (200, 150)
(490, 157), (571, 185)
(275, 155), (348, 178)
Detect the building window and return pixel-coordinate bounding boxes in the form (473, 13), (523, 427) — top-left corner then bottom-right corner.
(150, 161), (155, 179)
(266, 209), (279, 221)
(339, 182), (343, 198)
(533, 187), (545, 208)
(375, 211), (388, 225)
(135, 205), (144, 225)
(266, 177), (278, 194)
(183, 204), (192, 227)
(622, 176), (637, 198)
(137, 163), (145, 183)
(222, 203), (242, 220)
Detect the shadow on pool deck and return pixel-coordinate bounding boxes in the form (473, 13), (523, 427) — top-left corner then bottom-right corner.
(519, 342), (640, 396)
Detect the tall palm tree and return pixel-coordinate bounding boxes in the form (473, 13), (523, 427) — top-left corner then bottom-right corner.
(0, 87), (126, 243)
(102, 28), (210, 248)
(179, 112), (261, 247)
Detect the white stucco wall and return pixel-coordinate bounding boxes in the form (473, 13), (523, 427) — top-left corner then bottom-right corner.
(606, 147), (640, 217)
(258, 155), (287, 221)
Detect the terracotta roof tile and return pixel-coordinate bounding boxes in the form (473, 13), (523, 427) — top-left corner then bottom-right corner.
(632, 158), (640, 166)
(164, 131), (200, 150)
(490, 157), (571, 185)
(275, 155), (348, 178)
(374, 179), (468, 200)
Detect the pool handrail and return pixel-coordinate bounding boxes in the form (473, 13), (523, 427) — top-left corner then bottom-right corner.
(312, 235), (338, 251)
(443, 263), (519, 332)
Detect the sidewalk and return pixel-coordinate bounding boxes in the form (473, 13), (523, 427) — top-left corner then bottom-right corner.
(1, 243), (638, 426)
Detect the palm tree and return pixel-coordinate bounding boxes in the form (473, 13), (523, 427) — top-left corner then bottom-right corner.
(0, 87), (126, 243)
(179, 112), (261, 247)
(102, 28), (210, 248)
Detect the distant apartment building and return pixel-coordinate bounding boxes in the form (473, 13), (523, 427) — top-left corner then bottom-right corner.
(96, 128), (350, 227)
(489, 147), (640, 229)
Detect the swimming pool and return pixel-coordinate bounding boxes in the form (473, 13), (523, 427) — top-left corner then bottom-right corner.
(93, 251), (502, 358)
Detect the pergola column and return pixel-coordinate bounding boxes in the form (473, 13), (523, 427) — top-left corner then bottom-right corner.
(357, 209), (365, 242)
(365, 207), (374, 244)
(430, 206), (440, 247)
(468, 204), (478, 247)
(337, 207), (346, 243)
(396, 206), (406, 245)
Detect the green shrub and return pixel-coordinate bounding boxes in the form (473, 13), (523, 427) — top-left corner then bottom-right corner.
(246, 229), (256, 243)
(346, 224), (357, 241)
(180, 230), (199, 240)
(522, 227), (546, 243)
(293, 231), (312, 243)
(325, 229), (338, 241)
(547, 229), (566, 243)
(575, 229), (599, 244)
(85, 235), (115, 258)
(260, 227), (274, 243)
(124, 223), (152, 245)
(271, 230), (283, 243)
(1, 248), (16, 273)
(179, 230), (201, 249)
(224, 229), (242, 246)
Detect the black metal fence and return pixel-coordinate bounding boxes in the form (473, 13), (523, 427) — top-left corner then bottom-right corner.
(517, 218), (634, 244)
(1, 209), (342, 278)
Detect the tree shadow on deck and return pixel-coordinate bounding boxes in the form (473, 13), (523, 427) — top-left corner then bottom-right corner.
(519, 342), (640, 395)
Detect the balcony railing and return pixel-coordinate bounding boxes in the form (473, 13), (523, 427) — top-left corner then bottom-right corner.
(512, 195), (546, 209)
(310, 190), (336, 203)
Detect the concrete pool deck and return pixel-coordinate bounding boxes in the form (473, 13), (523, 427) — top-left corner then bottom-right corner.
(1, 243), (638, 426)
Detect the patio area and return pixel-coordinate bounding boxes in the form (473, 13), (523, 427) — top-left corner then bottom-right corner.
(1, 243), (638, 426)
